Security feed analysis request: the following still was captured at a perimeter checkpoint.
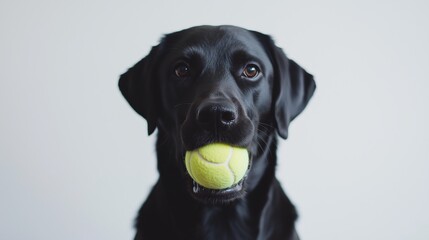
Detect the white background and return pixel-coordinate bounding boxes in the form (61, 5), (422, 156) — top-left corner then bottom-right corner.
(1, 0), (428, 239)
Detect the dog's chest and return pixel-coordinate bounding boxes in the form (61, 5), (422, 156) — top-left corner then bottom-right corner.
(196, 204), (258, 240)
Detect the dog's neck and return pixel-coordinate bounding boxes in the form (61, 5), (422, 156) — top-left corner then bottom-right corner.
(137, 128), (298, 239)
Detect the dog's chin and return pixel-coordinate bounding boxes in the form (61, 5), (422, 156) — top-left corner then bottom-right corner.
(185, 175), (248, 205)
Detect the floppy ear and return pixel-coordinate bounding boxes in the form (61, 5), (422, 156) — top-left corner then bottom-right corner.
(258, 36), (316, 139)
(118, 45), (161, 135)
(273, 54), (316, 139)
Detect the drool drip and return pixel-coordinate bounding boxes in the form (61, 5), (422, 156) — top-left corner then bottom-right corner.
(193, 180), (200, 193)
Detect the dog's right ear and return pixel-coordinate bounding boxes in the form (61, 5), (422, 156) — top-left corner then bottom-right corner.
(118, 45), (161, 135)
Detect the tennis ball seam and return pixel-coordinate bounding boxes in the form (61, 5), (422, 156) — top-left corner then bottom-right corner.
(195, 146), (235, 185)
(196, 151), (228, 165)
(225, 146), (236, 183)
(225, 147), (237, 183)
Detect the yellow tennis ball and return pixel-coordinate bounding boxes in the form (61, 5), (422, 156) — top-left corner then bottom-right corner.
(185, 143), (249, 190)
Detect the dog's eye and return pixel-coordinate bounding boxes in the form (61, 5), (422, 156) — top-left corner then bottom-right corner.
(242, 64), (260, 79)
(174, 63), (191, 78)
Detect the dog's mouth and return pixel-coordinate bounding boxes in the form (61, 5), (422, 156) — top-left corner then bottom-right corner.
(184, 157), (252, 204)
(188, 178), (246, 202)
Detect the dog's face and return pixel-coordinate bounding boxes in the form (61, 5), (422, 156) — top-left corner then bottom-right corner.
(119, 26), (315, 204)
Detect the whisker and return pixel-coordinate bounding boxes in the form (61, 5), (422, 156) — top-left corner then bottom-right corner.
(258, 122), (275, 131)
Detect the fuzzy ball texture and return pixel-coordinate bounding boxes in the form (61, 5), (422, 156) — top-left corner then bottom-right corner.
(185, 143), (249, 190)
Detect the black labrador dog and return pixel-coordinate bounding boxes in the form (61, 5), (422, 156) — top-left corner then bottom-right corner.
(119, 25), (315, 240)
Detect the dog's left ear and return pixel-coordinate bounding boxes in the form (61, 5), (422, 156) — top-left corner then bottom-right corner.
(118, 45), (161, 135)
(255, 33), (316, 139)
(273, 51), (316, 139)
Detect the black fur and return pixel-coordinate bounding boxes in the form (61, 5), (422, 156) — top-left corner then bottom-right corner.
(119, 25), (315, 240)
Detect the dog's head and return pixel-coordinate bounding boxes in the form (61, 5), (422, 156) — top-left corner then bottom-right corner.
(119, 26), (315, 204)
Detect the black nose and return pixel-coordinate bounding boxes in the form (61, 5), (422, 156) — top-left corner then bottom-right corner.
(196, 102), (237, 130)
